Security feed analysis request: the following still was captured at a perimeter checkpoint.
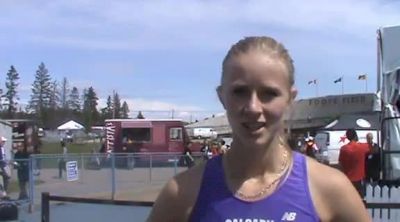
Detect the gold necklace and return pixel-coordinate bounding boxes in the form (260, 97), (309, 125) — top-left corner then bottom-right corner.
(235, 149), (290, 200)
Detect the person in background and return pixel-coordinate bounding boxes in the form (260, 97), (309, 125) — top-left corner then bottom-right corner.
(13, 144), (29, 199)
(183, 142), (195, 168)
(89, 148), (101, 169)
(220, 140), (228, 154)
(0, 136), (10, 197)
(365, 133), (381, 184)
(58, 139), (68, 179)
(210, 141), (220, 157)
(302, 136), (318, 159)
(147, 36), (370, 222)
(200, 139), (210, 161)
(33, 139), (42, 176)
(339, 129), (371, 198)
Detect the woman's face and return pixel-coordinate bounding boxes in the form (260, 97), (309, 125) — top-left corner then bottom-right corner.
(218, 51), (297, 148)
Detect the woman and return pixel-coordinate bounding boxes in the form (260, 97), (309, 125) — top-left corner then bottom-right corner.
(302, 136), (318, 159)
(13, 144), (30, 199)
(147, 36), (370, 221)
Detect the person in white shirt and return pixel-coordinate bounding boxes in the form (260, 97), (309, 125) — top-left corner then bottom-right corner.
(0, 136), (9, 197)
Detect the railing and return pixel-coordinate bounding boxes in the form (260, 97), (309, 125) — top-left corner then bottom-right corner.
(41, 192), (153, 222)
(12, 152), (203, 212)
(365, 184), (400, 221)
(36, 179), (400, 221)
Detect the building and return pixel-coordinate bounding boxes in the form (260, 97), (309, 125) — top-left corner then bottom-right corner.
(186, 93), (381, 138)
(0, 120), (13, 161)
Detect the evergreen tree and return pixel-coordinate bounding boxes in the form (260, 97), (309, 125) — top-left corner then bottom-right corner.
(5, 65), (20, 117)
(106, 95), (113, 118)
(99, 95), (113, 122)
(113, 92), (121, 118)
(49, 80), (60, 110)
(60, 77), (69, 109)
(28, 62), (52, 121)
(121, 101), (130, 118)
(136, 111), (145, 119)
(68, 86), (81, 112)
(82, 87), (99, 129)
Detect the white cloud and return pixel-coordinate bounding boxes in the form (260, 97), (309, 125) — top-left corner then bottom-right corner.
(124, 98), (203, 112)
(97, 96), (208, 120)
(1, 0), (399, 50)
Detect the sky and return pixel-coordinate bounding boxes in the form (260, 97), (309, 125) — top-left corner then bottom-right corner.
(0, 0), (399, 122)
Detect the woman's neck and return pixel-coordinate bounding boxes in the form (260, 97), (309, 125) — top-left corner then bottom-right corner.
(223, 136), (290, 180)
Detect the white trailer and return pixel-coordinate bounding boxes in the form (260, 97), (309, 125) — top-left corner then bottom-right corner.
(315, 130), (379, 165)
(379, 25), (400, 181)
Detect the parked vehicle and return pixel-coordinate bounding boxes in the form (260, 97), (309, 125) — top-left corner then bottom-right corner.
(314, 130), (379, 165)
(104, 119), (201, 167)
(190, 128), (217, 139)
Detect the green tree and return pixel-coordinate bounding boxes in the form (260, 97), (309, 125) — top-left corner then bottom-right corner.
(113, 92), (121, 118)
(121, 101), (130, 118)
(60, 77), (69, 109)
(68, 86), (81, 112)
(49, 80), (60, 110)
(28, 62), (52, 123)
(105, 95), (113, 118)
(82, 87), (99, 130)
(99, 95), (113, 122)
(5, 65), (20, 118)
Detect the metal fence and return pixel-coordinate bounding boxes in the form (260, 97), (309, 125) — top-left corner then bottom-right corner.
(3, 152), (203, 212)
(9, 152), (400, 221)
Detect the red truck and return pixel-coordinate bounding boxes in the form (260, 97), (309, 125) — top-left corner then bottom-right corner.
(104, 119), (201, 167)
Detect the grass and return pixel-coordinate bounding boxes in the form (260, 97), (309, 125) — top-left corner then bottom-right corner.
(40, 141), (102, 154)
(36, 141), (102, 169)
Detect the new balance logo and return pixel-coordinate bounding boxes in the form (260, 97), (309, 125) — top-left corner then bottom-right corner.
(281, 212), (297, 221)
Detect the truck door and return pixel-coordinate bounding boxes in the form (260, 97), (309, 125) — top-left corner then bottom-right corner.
(168, 127), (184, 152)
(315, 132), (330, 164)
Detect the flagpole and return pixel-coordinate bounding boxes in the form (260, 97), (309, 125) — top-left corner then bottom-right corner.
(365, 78), (368, 92)
(316, 80), (319, 96)
(341, 76), (344, 95)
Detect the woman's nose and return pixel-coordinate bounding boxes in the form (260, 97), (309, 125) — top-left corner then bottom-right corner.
(244, 92), (262, 114)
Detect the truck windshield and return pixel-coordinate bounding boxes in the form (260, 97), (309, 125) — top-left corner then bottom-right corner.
(122, 128), (151, 143)
(170, 127), (183, 140)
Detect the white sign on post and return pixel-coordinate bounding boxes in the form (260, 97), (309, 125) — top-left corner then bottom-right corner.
(66, 161), (79, 181)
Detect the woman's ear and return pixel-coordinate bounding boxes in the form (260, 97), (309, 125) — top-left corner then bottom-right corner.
(216, 85), (226, 109)
(289, 86), (297, 102)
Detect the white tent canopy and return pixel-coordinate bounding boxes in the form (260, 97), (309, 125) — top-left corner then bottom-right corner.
(57, 120), (84, 130)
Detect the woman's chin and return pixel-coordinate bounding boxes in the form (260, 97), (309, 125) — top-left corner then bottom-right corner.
(238, 135), (272, 149)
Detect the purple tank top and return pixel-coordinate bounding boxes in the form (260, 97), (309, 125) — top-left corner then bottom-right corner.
(189, 151), (320, 222)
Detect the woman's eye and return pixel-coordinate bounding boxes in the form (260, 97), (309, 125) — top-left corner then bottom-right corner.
(232, 87), (248, 96)
(260, 90), (278, 100)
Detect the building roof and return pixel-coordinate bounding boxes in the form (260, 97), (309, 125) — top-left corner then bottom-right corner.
(187, 93), (380, 135)
(57, 120), (84, 130)
(322, 113), (380, 130)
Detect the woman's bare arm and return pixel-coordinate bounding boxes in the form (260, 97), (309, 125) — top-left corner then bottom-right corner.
(307, 158), (371, 222)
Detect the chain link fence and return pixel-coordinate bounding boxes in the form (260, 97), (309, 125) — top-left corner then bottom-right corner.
(3, 152), (204, 212)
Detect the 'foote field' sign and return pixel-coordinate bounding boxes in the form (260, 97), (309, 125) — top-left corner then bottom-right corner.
(66, 161), (79, 181)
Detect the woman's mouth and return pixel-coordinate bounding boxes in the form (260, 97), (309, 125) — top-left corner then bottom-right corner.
(242, 122), (266, 132)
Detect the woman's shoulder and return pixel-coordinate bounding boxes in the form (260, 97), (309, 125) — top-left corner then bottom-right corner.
(307, 157), (349, 192)
(147, 162), (207, 222)
(306, 158), (370, 221)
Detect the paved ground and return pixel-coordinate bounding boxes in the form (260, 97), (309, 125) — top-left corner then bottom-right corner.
(7, 166), (189, 221)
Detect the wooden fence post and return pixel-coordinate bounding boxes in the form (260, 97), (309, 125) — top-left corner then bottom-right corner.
(41, 192), (50, 222)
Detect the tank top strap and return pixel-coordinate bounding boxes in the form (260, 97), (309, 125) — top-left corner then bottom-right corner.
(277, 151), (319, 221)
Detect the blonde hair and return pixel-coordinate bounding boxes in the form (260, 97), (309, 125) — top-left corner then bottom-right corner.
(222, 36), (295, 86)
